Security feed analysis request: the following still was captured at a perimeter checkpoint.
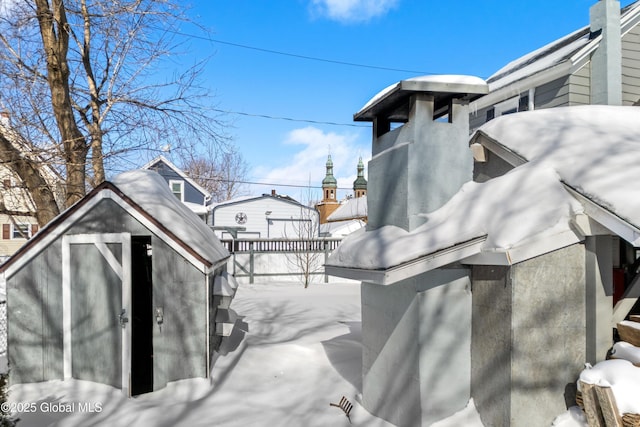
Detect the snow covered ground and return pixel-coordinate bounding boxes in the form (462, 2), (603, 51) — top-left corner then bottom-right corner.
(7, 280), (635, 427)
(5, 282), (433, 426)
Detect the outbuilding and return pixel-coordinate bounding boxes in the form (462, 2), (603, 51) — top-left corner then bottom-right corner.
(0, 170), (235, 396)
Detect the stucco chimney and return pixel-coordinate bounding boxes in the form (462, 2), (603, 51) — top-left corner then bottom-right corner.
(355, 75), (488, 232)
(590, 0), (622, 105)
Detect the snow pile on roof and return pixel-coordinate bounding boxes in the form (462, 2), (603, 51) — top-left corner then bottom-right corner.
(358, 75), (488, 113)
(488, 27), (590, 91)
(474, 105), (640, 229)
(328, 165), (582, 270)
(327, 196), (367, 222)
(320, 219), (365, 237)
(112, 170), (228, 265)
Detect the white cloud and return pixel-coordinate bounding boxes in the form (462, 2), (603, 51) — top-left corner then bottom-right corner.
(253, 126), (369, 202)
(310, 0), (399, 23)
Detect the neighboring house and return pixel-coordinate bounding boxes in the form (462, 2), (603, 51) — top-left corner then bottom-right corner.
(0, 169), (236, 396)
(0, 112), (62, 259)
(210, 191), (320, 240)
(327, 74), (640, 426)
(142, 155), (210, 222)
(470, 0), (640, 131)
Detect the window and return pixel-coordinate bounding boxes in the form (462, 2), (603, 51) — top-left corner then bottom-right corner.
(169, 180), (184, 201)
(12, 223), (30, 239)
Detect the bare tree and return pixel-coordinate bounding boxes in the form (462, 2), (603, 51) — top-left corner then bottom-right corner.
(0, 0), (227, 225)
(284, 187), (323, 288)
(182, 147), (248, 203)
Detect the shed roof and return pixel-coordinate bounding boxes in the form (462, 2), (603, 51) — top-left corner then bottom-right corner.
(0, 170), (229, 278)
(471, 105), (640, 243)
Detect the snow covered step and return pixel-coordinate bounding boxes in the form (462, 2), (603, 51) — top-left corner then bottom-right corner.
(213, 271), (240, 309)
(215, 308), (237, 337)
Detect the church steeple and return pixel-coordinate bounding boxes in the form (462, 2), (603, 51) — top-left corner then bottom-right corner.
(353, 157), (367, 198)
(322, 155), (337, 201)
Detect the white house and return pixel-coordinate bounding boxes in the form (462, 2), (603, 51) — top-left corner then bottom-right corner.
(209, 191), (320, 240)
(0, 112), (63, 258)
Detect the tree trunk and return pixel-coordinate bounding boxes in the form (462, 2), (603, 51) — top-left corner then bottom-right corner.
(0, 132), (60, 226)
(35, 0), (89, 207)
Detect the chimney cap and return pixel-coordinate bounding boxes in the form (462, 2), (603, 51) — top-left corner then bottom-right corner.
(354, 75), (488, 122)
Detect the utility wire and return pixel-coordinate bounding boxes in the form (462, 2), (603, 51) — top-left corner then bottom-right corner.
(162, 27), (433, 75)
(209, 108), (368, 127)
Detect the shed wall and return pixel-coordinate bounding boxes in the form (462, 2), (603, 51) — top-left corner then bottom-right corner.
(7, 198), (208, 390)
(471, 244), (587, 427)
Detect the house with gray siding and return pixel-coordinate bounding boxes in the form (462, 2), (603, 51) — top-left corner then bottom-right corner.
(326, 71), (640, 426)
(142, 155), (210, 221)
(470, 0), (640, 131)
(0, 169), (236, 396)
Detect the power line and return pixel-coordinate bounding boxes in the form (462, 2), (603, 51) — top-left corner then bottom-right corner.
(209, 108), (368, 127)
(163, 27), (433, 75)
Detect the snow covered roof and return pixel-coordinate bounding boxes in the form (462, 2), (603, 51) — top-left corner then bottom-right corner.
(472, 105), (640, 243)
(320, 219), (365, 237)
(112, 170), (229, 266)
(327, 165), (583, 284)
(0, 170), (229, 277)
(473, 2), (640, 108)
(355, 75), (488, 122)
(329, 105), (640, 284)
(327, 196), (367, 222)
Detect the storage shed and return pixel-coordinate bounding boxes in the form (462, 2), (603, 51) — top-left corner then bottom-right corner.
(0, 170), (234, 396)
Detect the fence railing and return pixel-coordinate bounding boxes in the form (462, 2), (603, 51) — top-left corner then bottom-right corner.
(220, 238), (342, 253)
(220, 238), (343, 284)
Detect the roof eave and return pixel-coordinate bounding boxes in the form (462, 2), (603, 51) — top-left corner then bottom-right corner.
(471, 61), (573, 112)
(326, 235), (486, 285)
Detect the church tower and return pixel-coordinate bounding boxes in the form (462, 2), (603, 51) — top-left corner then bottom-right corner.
(353, 157), (367, 198)
(316, 155), (340, 223)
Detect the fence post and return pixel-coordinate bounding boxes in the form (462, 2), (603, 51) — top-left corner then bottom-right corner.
(249, 241), (254, 284)
(324, 240), (329, 283)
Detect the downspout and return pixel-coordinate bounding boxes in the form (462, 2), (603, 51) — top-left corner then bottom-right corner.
(590, 0), (622, 105)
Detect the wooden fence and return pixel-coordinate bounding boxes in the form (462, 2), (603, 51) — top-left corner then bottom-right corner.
(220, 238), (343, 283)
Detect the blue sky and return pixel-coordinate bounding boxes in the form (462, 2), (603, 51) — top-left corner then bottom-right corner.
(169, 0), (636, 201)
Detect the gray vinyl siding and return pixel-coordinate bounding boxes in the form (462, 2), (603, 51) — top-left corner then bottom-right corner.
(8, 243), (63, 384)
(568, 65), (591, 105)
(469, 105), (494, 132)
(622, 24), (640, 106)
(7, 198), (207, 389)
(534, 76), (571, 109)
(69, 199), (207, 389)
(148, 161), (206, 205)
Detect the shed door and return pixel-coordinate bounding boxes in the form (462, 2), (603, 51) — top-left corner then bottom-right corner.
(62, 233), (132, 395)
